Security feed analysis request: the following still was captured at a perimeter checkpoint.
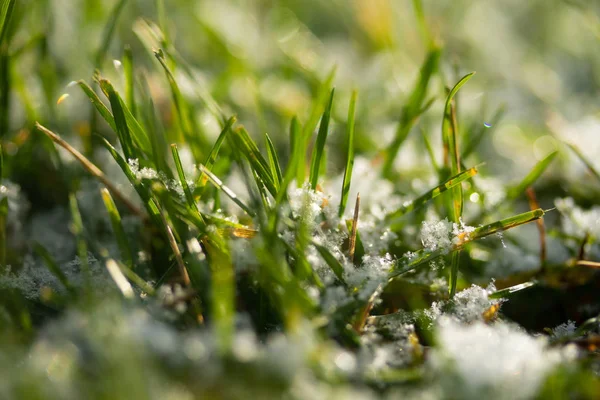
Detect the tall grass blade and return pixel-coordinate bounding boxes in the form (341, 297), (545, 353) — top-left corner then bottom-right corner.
(98, 78), (152, 156)
(507, 151), (558, 199)
(197, 164), (255, 217)
(265, 133), (283, 187)
(232, 127), (277, 197)
(100, 188), (133, 268)
(383, 48), (441, 175)
(309, 88), (335, 190)
(194, 116), (236, 190)
(339, 90), (357, 217)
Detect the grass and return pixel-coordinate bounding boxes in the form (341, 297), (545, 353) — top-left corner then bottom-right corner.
(0, 0), (600, 399)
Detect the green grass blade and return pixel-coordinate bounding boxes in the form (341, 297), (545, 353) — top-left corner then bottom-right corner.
(488, 281), (536, 299)
(36, 123), (145, 218)
(449, 251), (460, 296)
(98, 78), (152, 156)
(197, 164), (255, 217)
(76, 80), (117, 132)
(194, 116), (236, 190)
(94, 0), (128, 68)
(265, 133), (283, 187)
(100, 80), (136, 160)
(391, 209), (545, 277)
(309, 88), (335, 190)
(313, 243), (346, 283)
(507, 151), (558, 199)
(0, 0), (15, 45)
(339, 90), (357, 217)
(442, 72), (475, 168)
(33, 243), (75, 295)
(565, 142), (600, 184)
(100, 188), (133, 268)
(171, 143), (199, 213)
(232, 127), (277, 197)
(383, 48), (440, 175)
(69, 193), (90, 291)
(302, 67), (337, 143)
(386, 166), (478, 221)
(273, 117), (302, 210)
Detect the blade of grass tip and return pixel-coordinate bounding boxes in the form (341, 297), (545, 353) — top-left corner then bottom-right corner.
(232, 127), (277, 197)
(94, 0), (128, 68)
(197, 164), (255, 217)
(339, 90), (357, 217)
(442, 72), (475, 169)
(69, 193), (90, 291)
(265, 133), (283, 187)
(565, 142), (600, 184)
(194, 116), (236, 190)
(105, 259), (135, 299)
(122, 45), (136, 116)
(100, 188), (134, 268)
(35, 123), (145, 217)
(383, 48), (441, 176)
(526, 187), (547, 269)
(507, 150), (558, 199)
(391, 209), (546, 277)
(76, 80), (117, 132)
(280, 116), (302, 202)
(33, 243), (75, 295)
(386, 166), (478, 221)
(488, 281), (536, 299)
(309, 88), (335, 190)
(462, 105), (505, 159)
(98, 78), (152, 157)
(349, 193), (360, 262)
(302, 66), (336, 142)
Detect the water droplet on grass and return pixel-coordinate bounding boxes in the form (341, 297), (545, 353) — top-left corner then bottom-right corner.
(483, 122), (492, 128)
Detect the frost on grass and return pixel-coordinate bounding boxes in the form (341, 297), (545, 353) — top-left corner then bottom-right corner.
(127, 158), (196, 201)
(550, 320), (577, 340)
(0, 254), (114, 299)
(430, 318), (577, 400)
(421, 218), (475, 253)
(344, 254), (394, 301)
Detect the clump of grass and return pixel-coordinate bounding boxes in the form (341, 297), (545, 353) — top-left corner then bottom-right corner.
(0, 1), (599, 399)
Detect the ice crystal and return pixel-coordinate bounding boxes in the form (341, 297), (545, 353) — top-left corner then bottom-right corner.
(431, 318), (577, 400)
